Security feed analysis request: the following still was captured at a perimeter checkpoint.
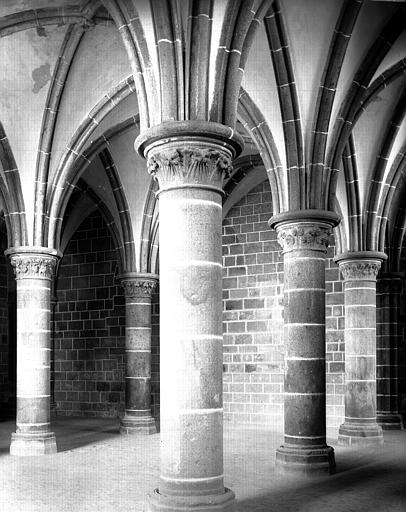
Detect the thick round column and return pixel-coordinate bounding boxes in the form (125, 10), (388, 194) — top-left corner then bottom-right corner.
(120, 273), (158, 435)
(376, 273), (402, 429)
(6, 248), (58, 456)
(136, 121), (242, 511)
(269, 210), (338, 475)
(336, 252), (385, 446)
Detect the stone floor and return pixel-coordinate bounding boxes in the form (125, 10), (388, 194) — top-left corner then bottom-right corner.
(0, 417), (405, 511)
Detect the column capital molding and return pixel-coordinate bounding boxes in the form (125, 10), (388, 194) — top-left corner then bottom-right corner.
(5, 247), (60, 280)
(119, 272), (159, 299)
(134, 121), (243, 195)
(268, 210), (339, 254)
(334, 251), (387, 281)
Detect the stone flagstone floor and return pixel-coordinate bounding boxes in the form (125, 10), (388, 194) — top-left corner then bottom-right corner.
(0, 417), (405, 511)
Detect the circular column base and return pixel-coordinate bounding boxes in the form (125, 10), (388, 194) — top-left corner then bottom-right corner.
(10, 431), (57, 456)
(147, 487), (236, 511)
(377, 413), (402, 430)
(119, 415), (157, 435)
(275, 445), (336, 475)
(338, 422), (384, 446)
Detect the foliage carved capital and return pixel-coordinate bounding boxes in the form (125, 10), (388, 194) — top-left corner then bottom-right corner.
(121, 275), (158, 299)
(147, 146), (232, 192)
(10, 254), (58, 280)
(339, 260), (381, 281)
(276, 224), (332, 253)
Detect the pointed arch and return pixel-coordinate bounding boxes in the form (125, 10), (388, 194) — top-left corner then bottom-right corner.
(327, 5), (406, 207)
(364, 90), (406, 251)
(60, 178), (125, 274)
(99, 148), (136, 272)
(342, 134), (362, 251)
(139, 179), (158, 273)
(0, 122), (27, 247)
(264, 0), (304, 210)
(237, 87), (284, 213)
(101, 0), (156, 129)
(45, 78), (137, 249)
(309, 0), (362, 209)
(34, 24), (84, 246)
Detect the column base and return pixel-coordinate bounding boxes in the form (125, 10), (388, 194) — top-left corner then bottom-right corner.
(275, 445), (336, 475)
(147, 487), (236, 511)
(10, 431), (57, 456)
(377, 413), (402, 430)
(119, 414), (157, 435)
(338, 422), (384, 446)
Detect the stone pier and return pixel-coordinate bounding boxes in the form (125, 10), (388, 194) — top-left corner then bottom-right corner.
(120, 272), (158, 435)
(6, 248), (59, 456)
(136, 121), (242, 511)
(335, 251), (385, 446)
(269, 210), (338, 475)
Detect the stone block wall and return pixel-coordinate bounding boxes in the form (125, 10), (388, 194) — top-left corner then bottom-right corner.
(222, 182), (284, 428)
(151, 286), (160, 419)
(222, 181), (345, 430)
(398, 245), (406, 421)
(0, 252), (9, 405)
(325, 248), (345, 428)
(53, 211), (126, 417)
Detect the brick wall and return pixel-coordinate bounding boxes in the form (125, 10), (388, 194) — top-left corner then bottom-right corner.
(151, 286), (160, 420)
(398, 242), (406, 421)
(53, 211), (126, 417)
(222, 182), (284, 428)
(325, 246), (345, 428)
(222, 180), (345, 430)
(0, 252), (9, 405)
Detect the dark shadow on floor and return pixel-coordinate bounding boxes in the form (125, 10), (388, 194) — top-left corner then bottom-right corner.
(52, 416), (120, 452)
(236, 453), (406, 511)
(0, 416), (122, 455)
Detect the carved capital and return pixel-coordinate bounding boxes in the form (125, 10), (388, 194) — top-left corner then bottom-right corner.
(276, 223), (332, 253)
(147, 145), (232, 193)
(339, 260), (381, 281)
(10, 254), (58, 280)
(121, 274), (158, 299)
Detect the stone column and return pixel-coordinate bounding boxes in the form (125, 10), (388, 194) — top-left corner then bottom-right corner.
(120, 272), (158, 435)
(269, 210), (338, 475)
(335, 251), (385, 446)
(6, 248), (59, 456)
(376, 272), (402, 429)
(135, 121), (242, 511)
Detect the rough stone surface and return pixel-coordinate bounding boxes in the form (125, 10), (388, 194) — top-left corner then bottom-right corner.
(222, 182), (345, 430)
(53, 212), (126, 418)
(337, 257), (384, 446)
(1, 417), (406, 512)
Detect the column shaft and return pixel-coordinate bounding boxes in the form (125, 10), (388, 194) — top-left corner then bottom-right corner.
(336, 253), (384, 446)
(120, 274), (157, 434)
(159, 186), (224, 497)
(135, 123), (242, 511)
(269, 211), (337, 475)
(7, 250), (58, 456)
